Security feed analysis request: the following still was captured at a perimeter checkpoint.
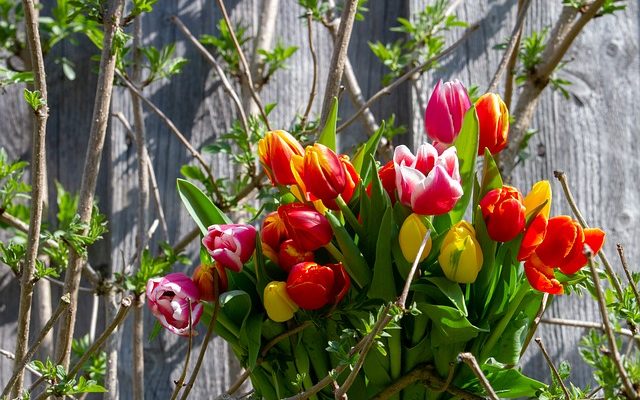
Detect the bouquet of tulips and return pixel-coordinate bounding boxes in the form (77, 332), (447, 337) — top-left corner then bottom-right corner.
(146, 80), (605, 399)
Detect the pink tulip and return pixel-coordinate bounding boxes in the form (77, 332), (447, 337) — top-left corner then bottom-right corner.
(202, 224), (257, 272)
(394, 144), (463, 215)
(424, 80), (471, 145)
(146, 273), (203, 337)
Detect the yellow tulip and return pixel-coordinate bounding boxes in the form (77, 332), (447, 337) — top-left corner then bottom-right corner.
(399, 214), (433, 263)
(263, 281), (299, 322)
(438, 221), (483, 283)
(523, 180), (552, 219)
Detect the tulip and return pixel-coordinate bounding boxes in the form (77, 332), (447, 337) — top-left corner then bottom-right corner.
(295, 143), (346, 204)
(524, 254), (564, 295)
(286, 262), (350, 310)
(366, 160), (397, 203)
(534, 216), (605, 275)
(202, 224), (257, 272)
(476, 93), (509, 155)
(261, 211), (289, 261)
(146, 273), (203, 336)
(192, 262), (228, 301)
(424, 80), (472, 145)
(278, 239), (315, 272)
(398, 213), (433, 263)
(438, 221), (483, 283)
(393, 144), (463, 215)
(517, 214), (547, 261)
(278, 203), (332, 251)
(264, 281), (299, 322)
(479, 185), (526, 242)
(523, 180), (552, 219)
(258, 130), (304, 186)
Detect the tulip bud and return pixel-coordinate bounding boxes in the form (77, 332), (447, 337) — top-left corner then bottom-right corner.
(424, 80), (472, 145)
(258, 130), (304, 186)
(398, 213), (432, 263)
(479, 185), (526, 242)
(300, 143), (346, 203)
(263, 281), (299, 322)
(476, 93), (509, 155)
(278, 203), (332, 251)
(202, 224), (257, 272)
(438, 221), (483, 283)
(192, 263), (228, 301)
(278, 239), (315, 272)
(286, 262), (350, 310)
(146, 273), (203, 336)
(523, 180), (552, 219)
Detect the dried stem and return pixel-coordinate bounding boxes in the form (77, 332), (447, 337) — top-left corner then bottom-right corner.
(2, 295), (70, 398)
(540, 317), (636, 338)
(214, 0), (272, 130)
(587, 254), (638, 399)
(337, 23), (479, 133)
(617, 244), (640, 305)
(174, 227), (200, 253)
(247, 0), (280, 98)
(457, 353), (498, 400)
(169, 300), (194, 400)
(486, 0), (531, 93)
(501, 1), (606, 178)
(103, 292), (121, 400)
(535, 337), (570, 400)
(0, 349), (42, 377)
(179, 274), (221, 400)
(224, 369), (251, 396)
(504, 0), (525, 109)
(300, 12), (319, 131)
(319, 0), (359, 129)
(171, 15), (250, 136)
(520, 292), (550, 356)
(55, 0), (126, 369)
(553, 170), (625, 298)
(11, 0), (49, 394)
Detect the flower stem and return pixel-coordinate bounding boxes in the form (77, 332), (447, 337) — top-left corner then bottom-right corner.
(324, 242), (344, 263)
(335, 195), (364, 238)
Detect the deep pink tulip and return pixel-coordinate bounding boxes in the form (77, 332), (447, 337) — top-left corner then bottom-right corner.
(202, 224), (257, 272)
(278, 203), (332, 251)
(146, 273), (203, 336)
(424, 80), (471, 145)
(394, 144), (463, 215)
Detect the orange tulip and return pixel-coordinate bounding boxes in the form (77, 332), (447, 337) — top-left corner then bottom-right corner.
(286, 262), (350, 310)
(299, 143), (346, 203)
(476, 93), (509, 155)
(479, 185), (526, 242)
(192, 262), (228, 302)
(258, 130), (304, 185)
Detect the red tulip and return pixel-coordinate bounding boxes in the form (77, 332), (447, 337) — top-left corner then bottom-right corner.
(393, 144), (463, 215)
(424, 80), (471, 145)
(476, 93), (509, 155)
(278, 239), (315, 272)
(366, 160), (397, 203)
(202, 224), (257, 272)
(524, 254), (564, 295)
(278, 203), (332, 251)
(479, 185), (526, 242)
(192, 263), (228, 301)
(295, 143), (346, 204)
(146, 273), (203, 336)
(258, 130), (304, 185)
(517, 214), (547, 261)
(261, 211), (289, 259)
(286, 262), (350, 310)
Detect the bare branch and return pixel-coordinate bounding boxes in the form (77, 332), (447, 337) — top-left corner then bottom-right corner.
(248, 0), (280, 93)
(535, 337), (570, 400)
(457, 353), (498, 400)
(300, 12), (319, 131)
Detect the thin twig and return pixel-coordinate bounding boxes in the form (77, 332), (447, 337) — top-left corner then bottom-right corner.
(261, 321), (313, 358)
(319, 0), (359, 128)
(170, 15), (250, 136)
(300, 12), (319, 131)
(174, 227), (200, 253)
(170, 300), (194, 400)
(248, 0), (280, 93)
(486, 0), (531, 93)
(553, 170), (625, 299)
(457, 353), (499, 400)
(337, 23), (479, 133)
(213, 0), (272, 130)
(55, 0), (126, 369)
(0, 349), (42, 377)
(520, 292), (550, 356)
(225, 369), (251, 396)
(587, 254), (638, 399)
(504, 0), (525, 109)
(179, 274), (221, 400)
(540, 317), (636, 338)
(2, 295), (70, 398)
(617, 244), (640, 306)
(11, 0), (49, 394)
(535, 337), (570, 400)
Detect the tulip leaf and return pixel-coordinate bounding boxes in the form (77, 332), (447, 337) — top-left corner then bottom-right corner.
(425, 277), (468, 316)
(368, 206), (397, 301)
(421, 304), (486, 347)
(177, 178), (231, 235)
(450, 106), (479, 224)
(219, 290), (252, 335)
(474, 365), (546, 398)
(326, 211), (371, 288)
(352, 121), (386, 176)
(318, 97), (338, 151)
(491, 311), (528, 365)
(361, 155), (390, 261)
(471, 205), (497, 316)
(240, 313), (263, 369)
(478, 149), (503, 199)
(302, 328), (330, 382)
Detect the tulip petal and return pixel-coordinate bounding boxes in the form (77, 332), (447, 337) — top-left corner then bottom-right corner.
(411, 164), (463, 215)
(524, 255), (564, 295)
(517, 214), (547, 261)
(535, 216), (578, 266)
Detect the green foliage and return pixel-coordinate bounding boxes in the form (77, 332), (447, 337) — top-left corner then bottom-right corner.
(537, 360), (593, 400)
(579, 330), (625, 398)
(0, 241), (26, 274)
(0, 148), (30, 211)
(30, 359), (107, 396)
(23, 89), (46, 111)
(71, 335), (107, 383)
(200, 19), (250, 77)
(257, 41), (298, 83)
(562, 0), (626, 16)
(141, 44), (187, 84)
(0, 66), (33, 87)
(369, 0), (466, 84)
(129, 0), (158, 19)
(118, 242), (189, 295)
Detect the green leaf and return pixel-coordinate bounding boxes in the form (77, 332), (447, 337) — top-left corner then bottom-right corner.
(240, 313), (263, 369)
(450, 106), (479, 223)
(424, 277), (467, 316)
(318, 97), (338, 151)
(361, 155), (390, 259)
(325, 211), (371, 288)
(23, 89), (46, 111)
(351, 121), (385, 175)
(492, 311), (528, 365)
(421, 304), (486, 346)
(478, 149), (503, 199)
(176, 178), (231, 234)
(479, 365), (546, 398)
(367, 206), (397, 301)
